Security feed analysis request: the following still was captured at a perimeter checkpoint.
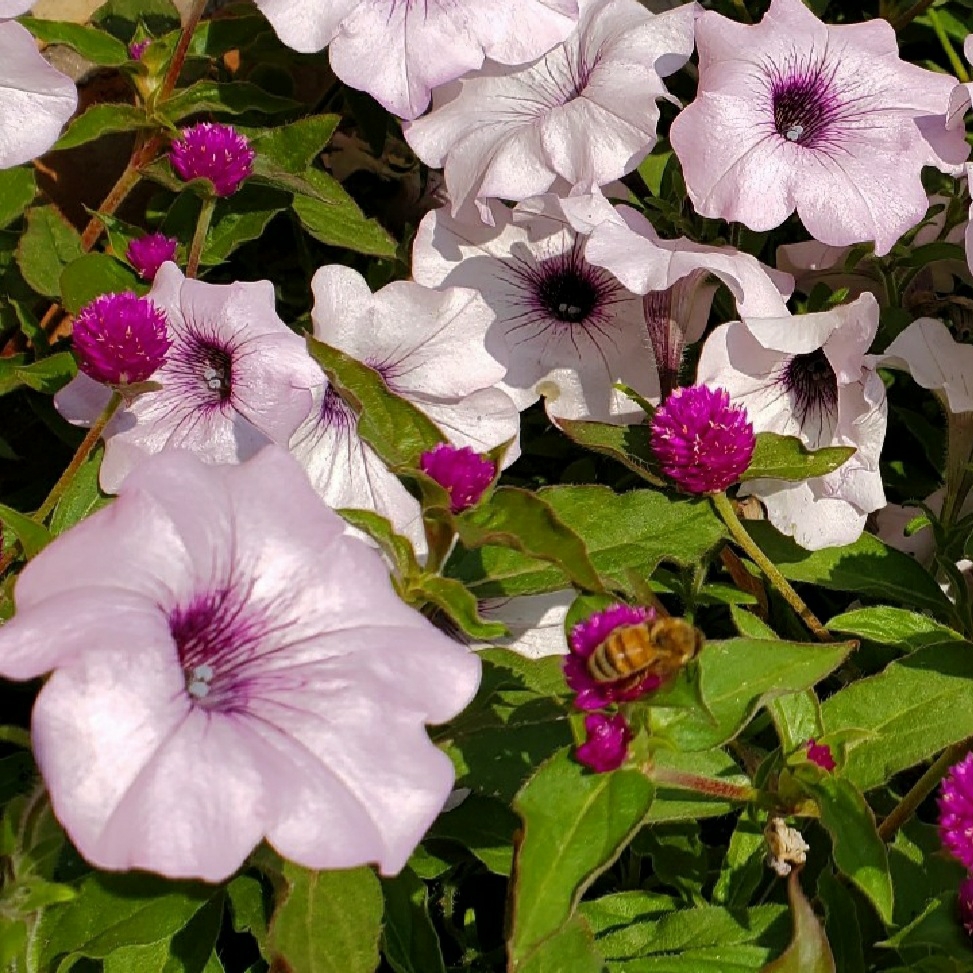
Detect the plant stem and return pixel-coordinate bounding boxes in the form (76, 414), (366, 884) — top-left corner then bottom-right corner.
(891, 0), (937, 31)
(186, 195), (216, 278)
(646, 765), (757, 802)
(728, 0), (752, 24)
(711, 492), (833, 642)
(929, 7), (970, 82)
(940, 408), (973, 531)
(34, 391), (122, 523)
(158, 0), (209, 102)
(878, 739), (972, 842)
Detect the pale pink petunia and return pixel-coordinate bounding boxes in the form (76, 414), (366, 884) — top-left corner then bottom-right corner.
(947, 36), (973, 129)
(696, 293), (888, 550)
(412, 195), (657, 422)
(669, 0), (969, 256)
(0, 447), (480, 881)
(562, 193), (792, 396)
(404, 0), (696, 219)
(55, 262), (321, 493)
(0, 1), (33, 15)
(0, 17), (77, 169)
(473, 591), (573, 658)
(251, 0), (578, 120)
(289, 265), (519, 553)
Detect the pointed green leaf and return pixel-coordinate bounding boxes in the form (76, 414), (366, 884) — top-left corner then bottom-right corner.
(54, 105), (150, 151)
(381, 868), (446, 973)
(743, 433), (855, 482)
(60, 253), (143, 313)
(552, 416), (664, 486)
(19, 17), (129, 64)
(760, 872), (836, 973)
(337, 508), (421, 580)
(427, 794), (518, 874)
(244, 116), (340, 174)
(0, 503), (51, 558)
(409, 573), (507, 640)
(517, 916), (604, 973)
(826, 607), (964, 654)
(0, 167), (36, 229)
(510, 748), (654, 965)
(160, 81), (300, 120)
(268, 863), (383, 973)
(16, 205), (83, 298)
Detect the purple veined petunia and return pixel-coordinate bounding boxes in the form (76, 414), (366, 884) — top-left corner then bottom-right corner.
(696, 293), (888, 550)
(289, 265), (519, 554)
(562, 193), (793, 396)
(403, 0), (696, 221)
(669, 0), (969, 257)
(55, 262), (321, 493)
(0, 446), (481, 881)
(250, 0), (578, 120)
(0, 4), (77, 169)
(947, 36), (973, 130)
(412, 195), (658, 422)
(471, 591), (573, 659)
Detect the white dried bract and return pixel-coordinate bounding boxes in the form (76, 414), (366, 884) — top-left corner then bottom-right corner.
(764, 816), (809, 877)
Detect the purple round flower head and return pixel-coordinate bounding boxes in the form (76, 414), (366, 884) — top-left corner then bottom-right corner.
(564, 603), (660, 711)
(940, 752), (973, 870)
(959, 877), (973, 939)
(128, 39), (149, 60)
(72, 292), (171, 386)
(805, 738), (836, 772)
(576, 713), (632, 773)
(419, 443), (495, 514)
(651, 385), (755, 495)
(169, 123), (255, 197)
(126, 233), (178, 281)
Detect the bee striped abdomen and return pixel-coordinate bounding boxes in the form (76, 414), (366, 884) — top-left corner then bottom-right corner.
(588, 625), (652, 682)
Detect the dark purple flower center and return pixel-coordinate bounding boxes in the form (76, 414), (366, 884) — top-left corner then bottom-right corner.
(784, 349), (837, 426)
(198, 342), (233, 402)
(764, 53), (851, 149)
(537, 264), (600, 324)
(320, 385), (355, 429)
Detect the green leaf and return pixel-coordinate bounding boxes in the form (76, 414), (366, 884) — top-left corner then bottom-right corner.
(760, 872), (836, 973)
(336, 508), (420, 580)
(457, 487), (606, 595)
(713, 814), (767, 909)
(19, 17), (129, 65)
(0, 502), (51, 558)
(509, 748), (654, 966)
(0, 352), (77, 397)
(449, 486), (726, 598)
(552, 416), (664, 485)
(55, 104), (152, 152)
(49, 446), (111, 537)
(653, 638), (852, 751)
(637, 149), (673, 196)
(306, 337), (444, 468)
(291, 170), (397, 258)
(826, 607), (964, 654)
(60, 253), (143, 313)
(17, 205), (83, 298)
(407, 574), (507, 641)
(226, 873), (268, 945)
(200, 186), (288, 265)
(381, 868), (446, 973)
(91, 0), (180, 37)
(160, 80), (300, 121)
(769, 690), (823, 754)
(427, 794), (519, 874)
(37, 873), (215, 968)
(743, 522), (954, 621)
(743, 433), (855, 482)
(822, 640), (973, 790)
(267, 862), (383, 973)
(816, 869), (865, 973)
(244, 115), (340, 174)
(0, 167), (36, 230)
(517, 916), (604, 973)
(802, 776), (893, 924)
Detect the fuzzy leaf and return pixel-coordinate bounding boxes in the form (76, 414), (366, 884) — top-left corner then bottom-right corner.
(0, 502), (51, 558)
(244, 116), (340, 174)
(60, 253), (144, 313)
(826, 607), (964, 654)
(408, 574), (507, 641)
(0, 352), (77, 397)
(16, 205), (83, 298)
(552, 416), (663, 485)
(427, 794), (519, 875)
(381, 868), (446, 973)
(54, 105), (150, 151)
(742, 433), (855, 482)
(760, 872), (836, 973)
(517, 916), (604, 973)
(19, 17), (129, 65)
(160, 80), (300, 120)
(0, 167), (36, 229)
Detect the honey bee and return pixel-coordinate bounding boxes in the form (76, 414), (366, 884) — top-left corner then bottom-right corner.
(587, 616), (704, 684)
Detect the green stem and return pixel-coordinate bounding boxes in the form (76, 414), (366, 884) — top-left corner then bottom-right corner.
(727, 0), (752, 24)
(940, 407), (973, 531)
(711, 492), (833, 642)
(35, 392), (122, 523)
(878, 739), (972, 841)
(646, 765), (757, 803)
(186, 195), (216, 278)
(929, 7), (970, 81)
(890, 0), (938, 32)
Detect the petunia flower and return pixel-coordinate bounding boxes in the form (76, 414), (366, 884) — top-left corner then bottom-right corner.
(696, 293), (888, 550)
(0, 8), (77, 169)
(403, 0), (696, 220)
(562, 193), (792, 396)
(669, 0), (969, 256)
(55, 262), (321, 493)
(475, 591), (573, 659)
(253, 0), (579, 120)
(289, 265), (519, 553)
(0, 447), (480, 881)
(412, 196), (658, 422)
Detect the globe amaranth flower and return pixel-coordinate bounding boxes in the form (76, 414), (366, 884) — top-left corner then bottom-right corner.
(804, 739), (836, 772)
(0, 8), (78, 169)
(420, 444), (495, 514)
(72, 292), (170, 386)
(564, 603), (660, 711)
(0, 447), (481, 881)
(412, 196), (659, 423)
(170, 123), (255, 197)
(289, 265), (519, 556)
(126, 233), (178, 281)
(404, 0), (695, 219)
(55, 262), (321, 493)
(562, 193), (793, 400)
(576, 713), (632, 772)
(128, 39), (149, 60)
(669, 0), (969, 256)
(940, 752), (973, 870)
(697, 293), (887, 550)
(253, 0), (578, 120)
(651, 385), (756, 495)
